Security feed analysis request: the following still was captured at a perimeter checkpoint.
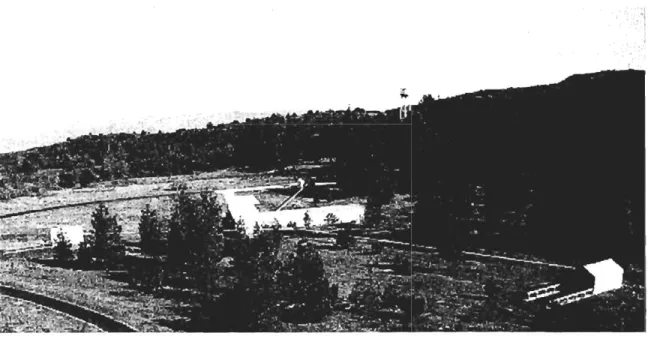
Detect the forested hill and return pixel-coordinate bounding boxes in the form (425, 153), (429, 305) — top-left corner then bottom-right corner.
(0, 108), (411, 198)
(413, 69), (645, 265)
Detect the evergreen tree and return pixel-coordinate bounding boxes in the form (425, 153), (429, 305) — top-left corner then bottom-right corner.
(89, 204), (125, 268)
(138, 204), (166, 256)
(53, 231), (74, 263)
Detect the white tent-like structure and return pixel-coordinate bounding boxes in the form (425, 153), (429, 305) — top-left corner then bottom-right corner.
(583, 258), (624, 295)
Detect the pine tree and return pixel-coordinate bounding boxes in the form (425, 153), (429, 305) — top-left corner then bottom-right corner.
(278, 240), (334, 323)
(166, 190), (224, 293)
(53, 231), (74, 263)
(138, 204), (165, 256)
(89, 204), (125, 268)
(77, 234), (94, 268)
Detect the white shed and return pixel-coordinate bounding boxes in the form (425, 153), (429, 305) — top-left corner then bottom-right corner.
(583, 259), (624, 295)
(50, 226), (85, 247)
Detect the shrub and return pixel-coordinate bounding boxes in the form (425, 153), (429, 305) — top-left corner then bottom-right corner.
(195, 230), (284, 331)
(381, 286), (427, 327)
(78, 167), (98, 187)
(335, 227), (356, 250)
(271, 218), (282, 230)
(324, 213), (340, 225)
(89, 204), (125, 268)
(363, 195), (383, 227)
(0, 322), (15, 333)
(397, 292), (427, 327)
(392, 253), (412, 275)
(303, 211), (312, 228)
(287, 221), (298, 230)
(370, 240), (384, 254)
(57, 171), (76, 188)
(348, 280), (383, 315)
(277, 240), (334, 323)
(251, 224), (283, 256)
(129, 256), (165, 293)
(76, 234), (94, 268)
(381, 284), (401, 308)
(235, 218), (246, 234)
(170, 180), (188, 192)
(53, 231), (74, 263)
(138, 204), (166, 256)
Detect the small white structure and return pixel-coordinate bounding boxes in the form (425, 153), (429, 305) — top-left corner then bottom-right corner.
(223, 193), (261, 234)
(50, 226), (85, 247)
(583, 258), (624, 295)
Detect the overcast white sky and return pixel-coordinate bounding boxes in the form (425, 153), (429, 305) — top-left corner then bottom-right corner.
(0, 1), (645, 153)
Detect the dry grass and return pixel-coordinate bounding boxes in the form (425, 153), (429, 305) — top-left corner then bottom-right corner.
(0, 196), (176, 244)
(0, 235), (642, 332)
(0, 295), (101, 333)
(281, 236), (644, 331)
(0, 259), (177, 332)
(0, 168), (292, 217)
(0, 169), (293, 245)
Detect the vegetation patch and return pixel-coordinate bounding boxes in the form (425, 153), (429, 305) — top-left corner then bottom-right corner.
(0, 295), (100, 333)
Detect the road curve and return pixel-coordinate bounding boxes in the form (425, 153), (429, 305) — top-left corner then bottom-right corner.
(0, 293), (103, 332)
(0, 284), (138, 332)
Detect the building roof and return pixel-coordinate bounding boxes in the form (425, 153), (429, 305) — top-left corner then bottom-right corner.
(584, 258), (623, 278)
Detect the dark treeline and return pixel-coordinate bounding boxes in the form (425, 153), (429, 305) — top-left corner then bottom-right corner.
(413, 70), (645, 266)
(0, 108), (410, 198)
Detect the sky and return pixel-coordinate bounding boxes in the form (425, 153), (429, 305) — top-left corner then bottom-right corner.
(0, 1), (645, 153)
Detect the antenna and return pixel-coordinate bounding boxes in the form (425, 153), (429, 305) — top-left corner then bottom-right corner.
(399, 88), (410, 120)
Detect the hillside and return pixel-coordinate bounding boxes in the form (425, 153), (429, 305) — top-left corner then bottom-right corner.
(412, 69), (644, 267)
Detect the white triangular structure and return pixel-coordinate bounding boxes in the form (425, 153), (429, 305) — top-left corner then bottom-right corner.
(583, 258), (624, 295)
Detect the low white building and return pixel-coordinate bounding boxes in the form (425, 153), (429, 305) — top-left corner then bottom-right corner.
(583, 258), (624, 295)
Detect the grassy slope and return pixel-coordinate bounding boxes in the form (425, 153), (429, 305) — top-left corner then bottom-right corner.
(0, 295), (101, 332)
(0, 169), (293, 216)
(295, 237), (645, 331)
(0, 237), (643, 332)
(0, 259), (177, 332)
(0, 170), (293, 245)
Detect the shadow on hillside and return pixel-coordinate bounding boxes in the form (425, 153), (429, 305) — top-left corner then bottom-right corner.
(529, 300), (646, 332)
(30, 258), (92, 271)
(154, 303), (195, 332)
(156, 317), (193, 332)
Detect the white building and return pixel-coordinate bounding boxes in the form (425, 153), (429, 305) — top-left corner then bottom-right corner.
(583, 258), (624, 295)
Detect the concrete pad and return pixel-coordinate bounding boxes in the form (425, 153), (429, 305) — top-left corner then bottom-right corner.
(258, 204), (365, 227)
(221, 184), (364, 235)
